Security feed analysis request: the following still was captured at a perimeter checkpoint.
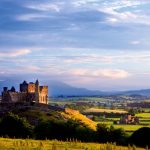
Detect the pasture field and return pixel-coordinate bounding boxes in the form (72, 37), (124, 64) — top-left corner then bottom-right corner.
(0, 138), (144, 150)
(135, 113), (150, 125)
(96, 112), (150, 132)
(84, 108), (127, 114)
(135, 113), (150, 118)
(97, 121), (113, 125)
(97, 121), (146, 132)
(114, 125), (146, 132)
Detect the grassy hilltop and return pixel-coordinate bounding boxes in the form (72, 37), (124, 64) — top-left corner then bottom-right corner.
(13, 107), (97, 131)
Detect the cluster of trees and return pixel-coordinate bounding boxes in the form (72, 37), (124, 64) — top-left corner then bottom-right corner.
(0, 112), (149, 147)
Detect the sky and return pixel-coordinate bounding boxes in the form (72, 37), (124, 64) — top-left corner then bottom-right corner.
(1, 0), (150, 91)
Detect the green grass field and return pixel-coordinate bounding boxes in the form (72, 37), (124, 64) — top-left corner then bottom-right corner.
(96, 112), (150, 131)
(135, 113), (150, 125)
(114, 125), (145, 132)
(135, 113), (150, 118)
(97, 121), (146, 132)
(0, 138), (144, 150)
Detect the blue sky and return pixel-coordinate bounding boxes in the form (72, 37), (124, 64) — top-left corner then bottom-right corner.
(1, 0), (150, 91)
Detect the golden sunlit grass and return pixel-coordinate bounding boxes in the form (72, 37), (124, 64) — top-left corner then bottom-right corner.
(0, 138), (145, 150)
(61, 108), (97, 130)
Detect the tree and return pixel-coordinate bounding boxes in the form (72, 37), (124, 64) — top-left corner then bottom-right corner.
(96, 124), (127, 144)
(130, 127), (150, 147)
(96, 123), (109, 143)
(109, 125), (127, 145)
(35, 118), (96, 141)
(34, 120), (52, 139)
(0, 112), (33, 138)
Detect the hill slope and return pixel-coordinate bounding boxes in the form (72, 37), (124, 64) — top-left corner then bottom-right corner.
(12, 105), (96, 131)
(61, 108), (96, 130)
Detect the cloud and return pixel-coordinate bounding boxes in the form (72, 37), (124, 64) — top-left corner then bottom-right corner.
(99, 69), (130, 79)
(26, 3), (61, 12)
(62, 55), (113, 64)
(130, 41), (141, 45)
(0, 49), (31, 57)
(96, 0), (150, 25)
(0, 72), (5, 75)
(16, 14), (48, 21)
(0, 65), (41, 75)
(70, 69), (130, 79)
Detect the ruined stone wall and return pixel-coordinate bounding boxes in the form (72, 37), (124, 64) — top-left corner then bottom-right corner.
(40, 86), (48, 94)
(2, 92), (28, 103)
(27, 93), (37, 102)
(9, 92), (28, 103)
(39, 86), (48, 104)
(8, 92), (20, 102)
(2, 92), (12, 103)
(28, 83), (35, 93)
(18, 93), (28, 102)
(20, 84), (28, 92)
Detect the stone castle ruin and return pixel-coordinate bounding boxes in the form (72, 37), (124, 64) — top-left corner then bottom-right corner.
(1, 80), (48, 104)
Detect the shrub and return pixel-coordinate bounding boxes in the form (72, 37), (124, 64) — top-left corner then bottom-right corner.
(130, 127), (150, 147)
(35, 118), (96, 141)
(0, 112), (33, 138)
(96, 124), (127, 145)
(96, 123), (109, 143)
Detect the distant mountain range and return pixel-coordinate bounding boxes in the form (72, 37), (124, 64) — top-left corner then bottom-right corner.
(47, 81), (150, 97)
(122, 89), (150, 96)
(47, 81), (107, 96)
(1, 80), (150, 97)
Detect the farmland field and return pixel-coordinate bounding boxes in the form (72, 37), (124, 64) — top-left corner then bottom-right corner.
(135, 113), (150, 118)
(97, 121), (146, 132)
(0, 138), (144, 150)
(95, 112), (150, 132)
(114, 124), (146, 132)
(84, 108), (127, 114)
(135, 113), (150, 125)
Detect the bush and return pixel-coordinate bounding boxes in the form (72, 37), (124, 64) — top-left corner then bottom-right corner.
(96, 124), (109, 143)
(35, 118), (96, 141)
(35, 119), (73, 140)
(96, 124), (127, 145)
(0, 112), (33, 138)
(130, 127), (150, 147)
(109, 125), (127, 145)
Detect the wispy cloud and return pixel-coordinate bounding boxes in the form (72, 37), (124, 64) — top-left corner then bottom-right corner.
(70, 68), (130, 79)
(0, 49), (31, 57)
(26, 3), (62, 12)
(16, 14), (48, 21)
(130, 41), (141, 45)
(96, 0), (150, 25)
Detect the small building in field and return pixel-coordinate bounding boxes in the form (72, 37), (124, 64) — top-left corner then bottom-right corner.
(119, 114), (139, 124)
